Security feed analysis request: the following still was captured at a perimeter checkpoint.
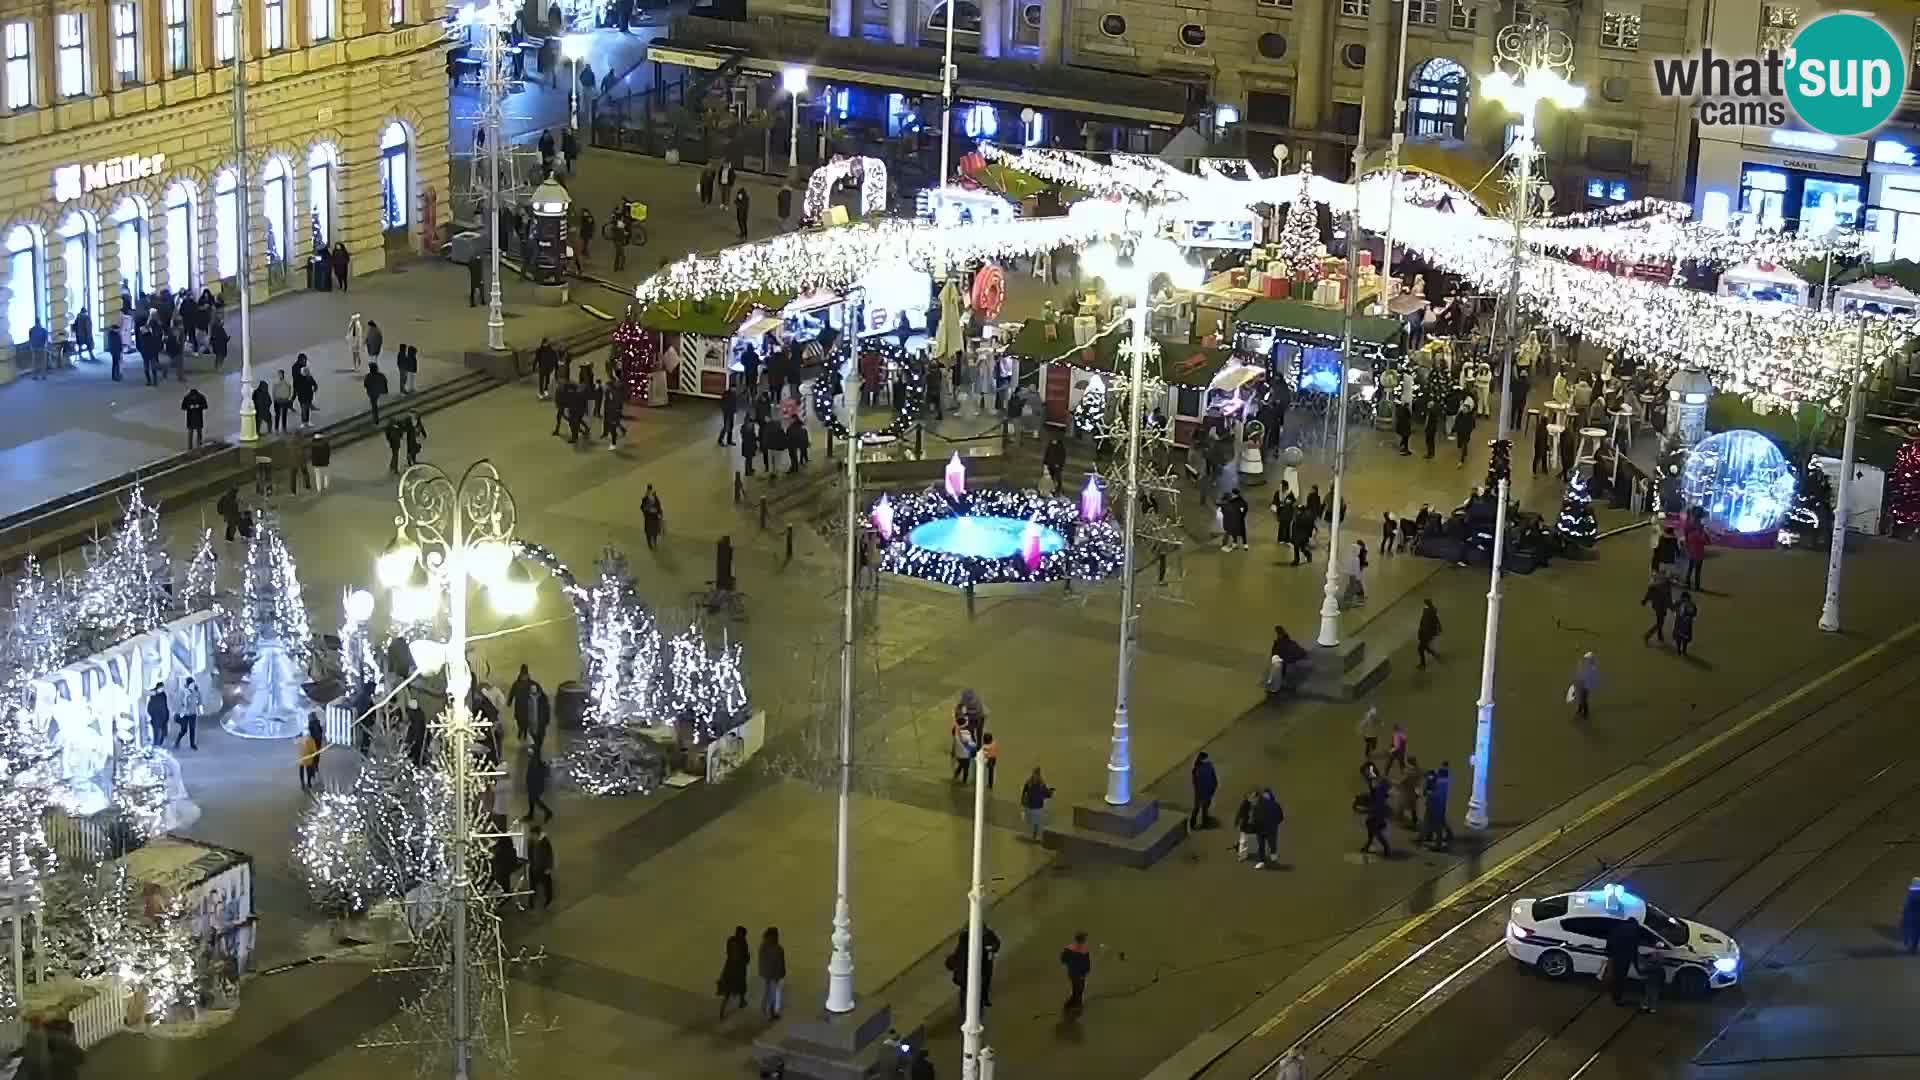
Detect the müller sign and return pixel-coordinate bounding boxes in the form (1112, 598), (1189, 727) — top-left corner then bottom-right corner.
(51, 153), (168, 203)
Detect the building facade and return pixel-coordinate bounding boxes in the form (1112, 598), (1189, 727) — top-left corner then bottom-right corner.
(0, 0), (449, 347)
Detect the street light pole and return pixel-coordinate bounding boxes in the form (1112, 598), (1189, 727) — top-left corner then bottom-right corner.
(1379, 0), (1413, 301)
(1465, 21), (1583, 832)
(482, 14), (507, 351)
(1104, 265), (1150, 806)
(783, 67), (809, 173)
(826, 292), (864, 1014)
(939, 4), (957, 189)
(1318, 111), (1364, 649)
(959, 706), (991, 1079)
(232, 9), (257, 443)
(1819, 320), (1867, 632)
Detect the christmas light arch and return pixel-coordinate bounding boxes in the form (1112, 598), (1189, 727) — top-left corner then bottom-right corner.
(803, 156), (889, 224)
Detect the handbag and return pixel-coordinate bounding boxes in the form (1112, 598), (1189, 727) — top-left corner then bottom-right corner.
(1565, 683), (1578, 705)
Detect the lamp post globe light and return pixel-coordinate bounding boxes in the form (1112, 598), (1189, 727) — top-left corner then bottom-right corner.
(782, 66), (809, 171)
(375, 461), (535, 1079)
(562, 35), (591, 131)
(1464, 19), (1584, 834)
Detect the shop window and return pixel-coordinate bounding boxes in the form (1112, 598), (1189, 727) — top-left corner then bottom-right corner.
(3, 21), (31, 110)
(1601, 10), (1641, 50)
(213, 0), (234, 63)
(1341, 44), (1366, 69)
(1586, 179), (1606, 201)
(1247, 90), (1291, 126)
(1800, 177), (1860, 236)
(57, 211), (99, 333)
(1022, 108), (1044, 146)
(111, 197), (149, 298)
(1586, 135), (1633, 170)
(381, 122), (412, 232)
(310, 0), (335, 43)
(1450, 1), (1477, 30)
(1740, 166), (1788, 231)
(1100, 13), (1126, 37)
(56, 13), (88, 99)
(963, 102), (998, 139)
(1179, 24), (1206, 48)
(4, 225), (44, 346)
(264, 0), (285, 51)
(214, 170), (239, 280)
(1408, 0), (1439, 26)
(1866, 177), (1920, 262)
(163, 181), (196, 291)
(1608, 181), (1629, 202)
(112, 3), (138, 86)
(1340, 0), (1370, 16)
(262, 158), (290, 272)
(308, 143), (336, 249)
(164, 0), (188, 75)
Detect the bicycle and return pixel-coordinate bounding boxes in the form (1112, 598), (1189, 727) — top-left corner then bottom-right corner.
(685, 581), (749, 623)
(602, 199), (650, 248)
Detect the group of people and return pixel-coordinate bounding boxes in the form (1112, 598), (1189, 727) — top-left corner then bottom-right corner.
(248, 356), (323, 436)
(720, 375), (811, 476)
(716, 925), (788, 1021)
(699, 162), (754, 241)
(145, 678), (205, 751)
(544, 360), (629, 448)
(116, 283), (232, 386)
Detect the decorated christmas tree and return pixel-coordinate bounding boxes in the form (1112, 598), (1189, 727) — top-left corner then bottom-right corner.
(1555, 470), (1600, 549)
(294, 707), (435, 915)
(1779, 459), (1834, 548)
(227, 513), (312, 739)
(1072, 372), (1108, 438)
(181, 529), (221, 614)
(1275, 154), (1324, 276)
(70, 483), (171, 653)
(1887, 433), (1920, 535)
(613, 313), (662, 408)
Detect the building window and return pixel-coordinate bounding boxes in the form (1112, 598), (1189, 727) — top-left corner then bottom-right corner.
(111, 197), (149, 298)
(164, 0), (188, 75)
(308, 144), (336, 249)
(1341, 43), (1366, 69)
(1511, 0), (1534, 24)
(1021, 3), (1040, 29)
(3, 22), (31, 110)
(57, 211), (99, 332)
(1409, 0), (1439, 26)
(213, 0), (234, 63)
(262, 158), (289, 271)
(1601, 75), (1629, 102)
(390, 0), (406, 27)
(1332, 102), (1361, 135)
(1257, 0), (1294, 8)
(927, 1), (981, 34)
(1256, 32), (1288, 59)
(1340, 0), (1370, 16)
(1179, 23), (1206, 48)
(263, 0), (285, 50)
(56, 13), (88, 99)
(309, 0), (335, 42)
(1100, 13), (1126, 36)
(214, 169), (239, 280)
(1587, 135), (1633, 170)
(112, 3), (139, 86)
(381, 122), (411, 231)
(164, 181), (196, 291)
(1247, 89), (1291, 125)
(1450, 0), (1477, 30)
(1410, 56), (1469, 139)
(1601, 10), (1641, 49)
(4, 225), (44, 346)
(1759, 5), (1798, 53)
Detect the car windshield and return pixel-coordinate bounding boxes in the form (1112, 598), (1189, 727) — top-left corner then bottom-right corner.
(1643, 904), (1689, 946)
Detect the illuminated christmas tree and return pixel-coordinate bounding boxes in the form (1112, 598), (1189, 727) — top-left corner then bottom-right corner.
(1072, 371), (1108, 438)
(1275, 155), (1324, 276)
(1779, 459), (1834, 548)
(1887, 433), (1920, 536)
(613, 314), (662, 408)
(1554, 470), (1600, 549)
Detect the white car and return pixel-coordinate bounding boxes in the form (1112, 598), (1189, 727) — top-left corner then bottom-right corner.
(1505, 885), (1740, 995)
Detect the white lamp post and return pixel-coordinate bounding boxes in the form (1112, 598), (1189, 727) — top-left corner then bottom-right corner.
(783, 66), (809, 172)
(825, 291), (865, 1015)
(375, 461), (536, 1080)
(1378, 0), (1413, 303)
(1819, 319), (1867, 632)
(479, 8), (510, 351)
(959, 706), (991, 1079)
(562, 35), (590, 132)
(232, 8), (257, 443)
(1464, 21), (1583, 833)
(1317, 106), (1366, 649)
(938, 1), (957, 188)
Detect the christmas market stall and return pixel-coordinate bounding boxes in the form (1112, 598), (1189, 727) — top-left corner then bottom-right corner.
(1007, 314), (1233, 447)
(1229, 298), (1407, 405)
(1716, 260), (1810, 307)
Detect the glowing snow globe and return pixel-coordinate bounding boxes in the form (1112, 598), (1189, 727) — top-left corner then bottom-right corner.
(1679, 429), (1796, 546)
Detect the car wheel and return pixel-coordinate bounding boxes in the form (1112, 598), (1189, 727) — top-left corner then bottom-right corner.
(1672, 966), (1709, 998)
(1535, 949), (1574, 979)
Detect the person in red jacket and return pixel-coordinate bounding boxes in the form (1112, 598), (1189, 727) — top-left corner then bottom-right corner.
(1682, 520), (1707, 591)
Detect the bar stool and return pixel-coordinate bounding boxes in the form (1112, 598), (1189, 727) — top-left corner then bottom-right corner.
(1546, 422), (1565, 472)
(1525, 407), (1542, 435)
(1575, 426), (1608, 470)
(1609, 405), (1634, 453)
(254, 454), (275, 496)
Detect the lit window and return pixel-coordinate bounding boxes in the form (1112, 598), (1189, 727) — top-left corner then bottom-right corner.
(309, 0), (335, 43)
(1450, 1), (1477, 30)
(963, 102), (998, 138)
(164, 182), (196, 291)
(56, 13), (87, 99)
(1586, 179), (1606, 200)
(3, 21), (31, 110)
(213, 0), (233, 63)
(164, 0), (188, 75)
(1609, 181), (1629, 202)
(263, 0), (285, 50)
(1340, 0), (1370, 16)
(1601, 11), (1641, 49)
(112, 3), (139, 86)
(1408, 0), (1439, 26)
(214, 170), (238, 280)
(1759, 5), (1797, 54)
(390, 0), (406, 26)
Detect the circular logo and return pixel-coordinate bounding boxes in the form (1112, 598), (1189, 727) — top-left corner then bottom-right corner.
(1785, 13), (1908, 136)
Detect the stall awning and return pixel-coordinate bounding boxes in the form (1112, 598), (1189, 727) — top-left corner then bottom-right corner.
(1232, 298), (1407, 360)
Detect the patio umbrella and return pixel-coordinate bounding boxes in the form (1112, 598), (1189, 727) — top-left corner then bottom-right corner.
(933, 278), (966, 361)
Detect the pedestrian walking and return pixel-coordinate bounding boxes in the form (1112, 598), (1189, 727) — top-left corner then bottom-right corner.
(1397, 755), (1422, 829)
(1361, 780), (1393, 857)
(1569, 651), (1599, 720)
(980, 732), (998, 789)
(405, 413), (428, 466)
(1423, 401), (1442, 459)
(273, 371), (295, 430)
(1420, 762), (1454, 848)
(1060, 931), (1092, 1012)
(758, 927), (787, 1020)
(1682, 519), (1708, 590)
(1673, 590), (1698, 656)
(525, 751), (554, 821)
(1641, 572), (1673, 645)
(734, 186), (751, 241)
(364, 320), (384, 371)
(364, 362), (389, 423)
(1044, 436), (1067, 493)
(509, 665), (537, 741)
(311, 434), (332, 491)
(1394, 401), (1413, 455)
(641, 485), (664, 549)
(526, 822), (555, 908)
(1901, 876), (1920, 954)
(1358, 705), (1381, 759)
(249, 379), (272, 435)
(331, 241), (351, 291)
(146, 683), (170, 747)
(209, 312), (230, 371)
(785, 416), (808, 472)
(1381, 511), (1397, 555)
(562, 128), (579, 174)
(181, 387), (208, 449)
(1532, 417), (1549, 475)
(739, 418), (758, 476)
(1606, 920), (1641, 1005)
(292, 353), (317, 425)
(719, 382), (738, 445)
(535, 338), (558, 398)
(1342, 539), (1368, 606)
(217, 487), (247, 542)
(1190, 751), (1218, 830)
(1271, 488), (1296, 547)
(951, 723), (976, 783)
(298, 715), (324, 791)
(1385, 722), (1408, 777)
(1020, 767), (1054, 841)
(946, 925), (1000, 1009)
(1254, 788), (1284, 868)
(384, 417), (406, 475)
(1652, 527), (1679, 576)
(718, 926), (751, 1018)
(718, 162), (735, 206)
(1219, 488), (1250, 551)
(1452, 397), (1476, 467)
(398, 343), (419, 394)
(1416, 599), (1441, 669)
(531, 683), (552, 756)
(165, 324), (186, 381)
(1289, 508), (1316, 566)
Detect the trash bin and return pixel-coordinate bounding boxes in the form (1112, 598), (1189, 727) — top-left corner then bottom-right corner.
(556, 680), (588, 730)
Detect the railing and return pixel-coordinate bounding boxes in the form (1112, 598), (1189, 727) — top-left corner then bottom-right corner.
(45, 809), (108, 868)
(68, 976), (129, 1048)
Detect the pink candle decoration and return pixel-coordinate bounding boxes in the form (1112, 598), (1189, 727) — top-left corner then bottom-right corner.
(870, 494), (895, 542)
(1020, 517), (1045, 573)
(1080, 476), (1105, 522)
(944, 452), (967, 499)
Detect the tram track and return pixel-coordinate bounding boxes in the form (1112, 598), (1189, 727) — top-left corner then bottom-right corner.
(1248, 643), (1920, 1080)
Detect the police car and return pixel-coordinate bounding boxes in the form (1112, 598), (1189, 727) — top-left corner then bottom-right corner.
(1505, 885), (1740, 996)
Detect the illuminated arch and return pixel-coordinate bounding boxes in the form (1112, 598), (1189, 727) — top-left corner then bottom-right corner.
(803, 156), (889, 225)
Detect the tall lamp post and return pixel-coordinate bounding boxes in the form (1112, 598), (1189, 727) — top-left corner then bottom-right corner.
(479, 9), (509, 351)
(938, 0), (957, 188)
(232, 7), (257, 443)
(783, 67), (809, 173)
(1317, 107), (1365, 648)
(1378, 0), (1414, 301)
(1818, 319), (1868, 632)
(562, 35), (589, 132)
(1464, 21), (1583, 833)
(375, 461), (537, 1080)
(825, 291), (866, 1015)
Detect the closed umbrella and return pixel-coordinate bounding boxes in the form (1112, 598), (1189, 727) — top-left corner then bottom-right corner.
(933, 278), (966, 361)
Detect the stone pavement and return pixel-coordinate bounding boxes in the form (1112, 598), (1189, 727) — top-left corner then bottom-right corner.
(68, 338), (1920, 1080)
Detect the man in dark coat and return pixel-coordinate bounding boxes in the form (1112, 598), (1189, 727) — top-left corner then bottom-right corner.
(1189, 752), (1218, 829)
(526, 823), (555, 908)
(734, 186), (751, 241)
(363, 362), (389, 423)
(1421, 761), (1454, 849)
(1424, 400), (1442, 459)
(1452, 399), (1476, 467)
(137, 321), (161, 385)
(1641, 572), (1673, 645)
(1394, 401), (1414, 455)
(535, 338), (559, 398)
(181, 387), (209, 448)
(1060, 931), (1092, 1012)
(384, 417), (407, 474)
(946, 925), (1002, 1009)
(718, 382), (738, 445)
(531, 684), (552, 755)
(1044, 437), (1067, 493)
(1289, 508), (1316, 566)
(1606, 919), (1643, 1005)
(146, 683), (170, 747)
(739, 418), (758, 476)
(785, 417), (808, 473)
(509, 664), (538, 741)
(526, 752), (554, 821)
(1416, 598), (1442, 669)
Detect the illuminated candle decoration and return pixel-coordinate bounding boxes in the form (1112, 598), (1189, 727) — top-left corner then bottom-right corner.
(945, 452), (967, 499)
(871, 493), (896, 542)
(1020, 517), (1045, 572)
(1080, 476), (1105, 522)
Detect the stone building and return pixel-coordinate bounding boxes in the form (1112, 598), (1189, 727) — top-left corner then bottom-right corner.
(0, 0), (448, 347)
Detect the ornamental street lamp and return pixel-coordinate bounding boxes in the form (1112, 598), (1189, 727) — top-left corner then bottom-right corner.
(783, 66), (809, 172)
(1318, 107), (1367, 649)
(825, 289), (866, 1016)
(562, 35), (590, 132)
(376, 461), (536, 1080)
(1465, 20), (1584, 834)
(232, 9), (257, 443)
(478, 8), (511, 351)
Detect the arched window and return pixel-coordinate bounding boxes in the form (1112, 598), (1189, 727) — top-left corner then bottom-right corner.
(214, 169), (240, 280)
(926, 0), (981, 34)
(381, 122), (411, 232)
(4, 224), (45, 346)
(307, 143), (337, 250)
(111, 197), (150, 300)
(57, 211), (100, 334)
(163, 181), (197, 292)
(1409, 57), (1469, 140)
(262, 157), (290, 270)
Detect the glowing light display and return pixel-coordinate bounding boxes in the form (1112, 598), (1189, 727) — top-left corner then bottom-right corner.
(1681, 429), (1797, 539)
